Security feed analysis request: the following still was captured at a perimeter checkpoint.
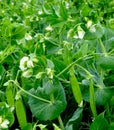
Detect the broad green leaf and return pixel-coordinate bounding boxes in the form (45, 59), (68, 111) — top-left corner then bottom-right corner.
(11, 23), (27, 40)
(90, 112), (109, 130)
(60, 2), (68, 20)
(95, 87), (114, 105)
(28, 77), (67, 121)
(65, 108), (83, 130)
(108, 122), (114, 130)
(85, 25), (105, 40)
(97, 55), (114, 70)
(83, 87), (114, 105)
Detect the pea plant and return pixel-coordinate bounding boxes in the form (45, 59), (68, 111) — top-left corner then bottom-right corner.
(0, 0), (114, 130)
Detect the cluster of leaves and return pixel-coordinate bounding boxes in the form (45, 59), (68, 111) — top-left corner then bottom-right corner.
(0, 0), (114, 129)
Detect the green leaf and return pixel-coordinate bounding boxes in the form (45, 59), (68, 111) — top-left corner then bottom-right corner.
(95, 87), (114, 105)
(108, 122), (114, 130)
(97, 55), (114, 70)
(85, 25), (105, 40)
(11, 23), (27, 40)
(90, 112), (109, 130)
(60, 2), (68, 20)
(28, 77), (67, 121)
(65, 108), (83, 130)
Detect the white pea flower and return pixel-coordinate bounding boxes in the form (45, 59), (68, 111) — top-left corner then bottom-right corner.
(19, 56), (29, 71)
(37, 124), (47, 129)
(45, 25), (53, 31)
(36, 72), (45, 79)
(38, 10), (43, 15)
(27, 60), (34, 68)
(77, 26), (85, 39)
(65, 2), (70, 9)
(22, 69), (33, 78)
(73, 34), (78, 39)
(89, 25), (96, 33)
(0, 119), (9, 129)
(46, 68), (54, 79)
(86, 20), (93, 28)
(53, 123), (61, 130)
(86, 20), (96, 33)
(25, 33), (32, 40)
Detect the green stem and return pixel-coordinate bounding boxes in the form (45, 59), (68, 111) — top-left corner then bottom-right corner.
(75, 63), (92, 78)
(105, 103), (111, 123)
(98, 38), (107, 55)
(56, 55), (93, 77)
(58, 115), (64, 130)
(10, 80), (51, 104)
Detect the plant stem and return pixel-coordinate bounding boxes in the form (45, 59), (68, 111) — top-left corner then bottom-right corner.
(58, 115), (64, 130)
(56, 54), (93, 77)
(98, 38), (107, 55)
(10, 80), (51, 104)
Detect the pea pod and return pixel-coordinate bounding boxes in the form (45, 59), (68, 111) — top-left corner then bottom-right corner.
(6, 83), (14, 107)
(97, 55), (114, 70)
(16, 97), (27, 129)
(70, 67), (83, 107)
(89, 79), (97, 118)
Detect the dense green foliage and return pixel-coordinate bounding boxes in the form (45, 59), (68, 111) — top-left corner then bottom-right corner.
(0, 0), (114, 129)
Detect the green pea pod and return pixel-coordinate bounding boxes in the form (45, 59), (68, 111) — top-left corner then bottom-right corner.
(98, 55), (114, 70)
(70, 67), (83, 107)
(89, 79), (97, 118)
(16, 98), (27, 129)
(6, 83), (14, 107)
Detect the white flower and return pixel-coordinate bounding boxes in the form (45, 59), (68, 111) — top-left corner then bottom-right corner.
(27, 60), (34, 68)
(37, 124), (47, 129)
(89, 25), (96, 33)
(86, 20), (96, 33)
(73, 34), (78, 39)
(25, 33), (32, 40)
(86, 20), (93, 28)
(22, 69), (33, 78)
(36, 72), (45, 79)
(46, 68), (54, 79)
(77, 26), (85, 39)
(53, 123), (61, 130)
(19, 56), (29, 71)
(38, 10), (43, 15)
(0, 119), (9, 129)
(45, 25), (53, 31)
(65, 2), (70, 9)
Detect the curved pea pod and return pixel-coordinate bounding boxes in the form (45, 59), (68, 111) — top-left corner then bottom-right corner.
(70, 67), (83, 107)
(89, 79), (97, 118)
(97, 55), (114, 70)
(6, 83), (14, 107)
(16, 97), (27, 129)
